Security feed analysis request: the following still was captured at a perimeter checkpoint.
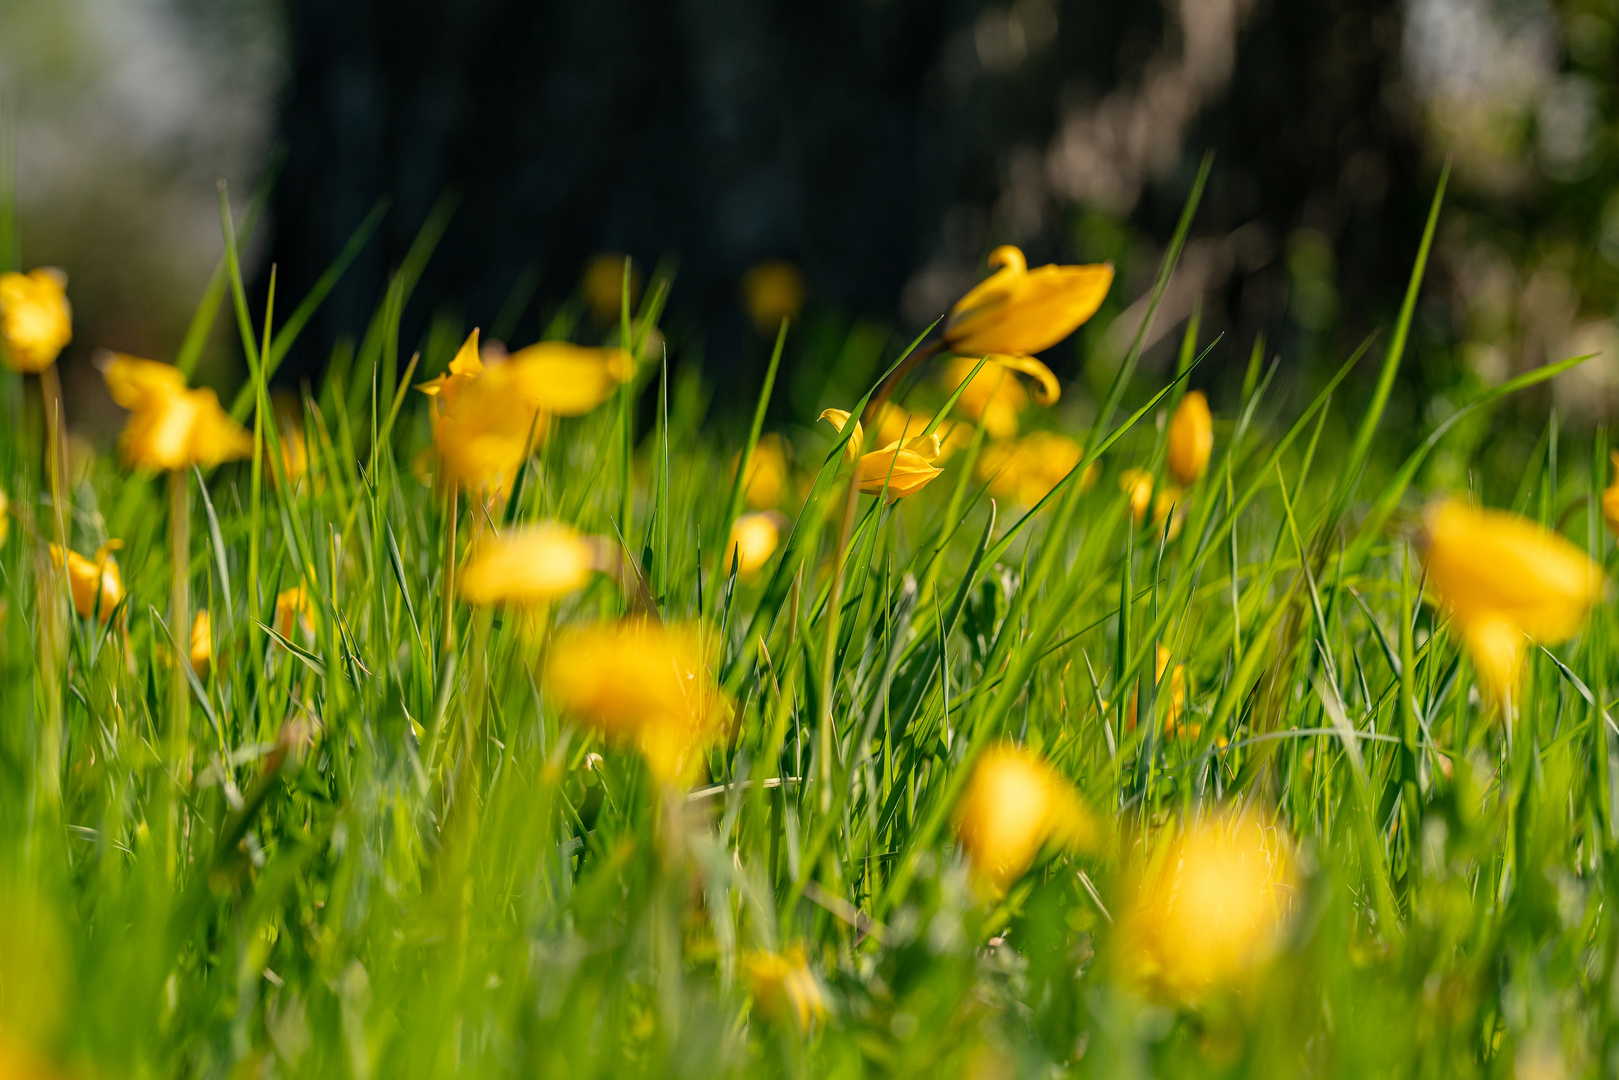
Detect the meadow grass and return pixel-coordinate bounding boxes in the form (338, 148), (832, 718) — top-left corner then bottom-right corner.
(1, 169), (1616, 1080)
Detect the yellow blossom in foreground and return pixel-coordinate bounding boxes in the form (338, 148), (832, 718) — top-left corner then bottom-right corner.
(582, 253), (641, 327)
(945, 245), (1112, 357)
(727, 512), (780, 579)
(51, 543), (123, 624)
(976, 432), (1096, 506)
(1167, 390), (1214, 486)
(1421, 499), (1604, 702)
(743, 260), (806, 334)
(0, 268), (72, 373)
(101, 354), (252, 471)
(460, 523), (603, 606)
(274, 585), (316, 641)
(544, 621), (727, 784)
(1115, 811), (1293, 1002)
(745, 946), (826, 1030)
(190, 610), (212, 677)
(953, 743), (1093, 892)
(737, 435), (789, 509)
(421, 332), (548, 493)
(1604, 452), (1619, 541)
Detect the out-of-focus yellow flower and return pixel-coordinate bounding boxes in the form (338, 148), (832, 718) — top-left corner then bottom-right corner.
(941, 355), (1066, 439)
(742, 260), (806, 334)
(953, 743), (1094, 892)
(583, 253), (642, 327)
(945, 245), (1112, 357)
(50, 542), (123, 624)
(1119, 468), (1183, 537)
(101, 353), (253, 471)
(1167, 390), (1213, 486)
(421, 332), (552, 492)
(507, 341), (634, 416)
(418, 328), (486, 407)
(745, 945), (826, 1030)
(460, 523), (604, 606)
(1603, 452), (1619, 540)
(0, 488), (8, 548)
(190, 610), (212, 676)
(0, 268), (72, 373)
(269, 394), (309, 485)
(727, 512), (780, 579)
(976, 432), (1097, 506)
(545, 621), (728, 784)
(274, 585), (315, 641)
(736, 434), (789, 509)
(1421, 499), (1604, 702)
(1115, 811), (1293, 1002)
(1127, 645), (1191, 737)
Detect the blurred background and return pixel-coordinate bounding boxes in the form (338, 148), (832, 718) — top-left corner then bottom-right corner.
(5, 0), (1619, 442)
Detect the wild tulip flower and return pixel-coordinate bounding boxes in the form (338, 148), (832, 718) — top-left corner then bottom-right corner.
(953, 744), (1094, 893)
(821, 409), (945, 501)
(818, 409), (865, 463)
(544, 621), (727, 785)
(421, 332), (549, 493)
(190, 610), (212, 677)
(976, 431), (1096, 506)
(274, 585), (315, 642)
(742, 260), (805, 334)
(945, 245), (1113, 358)
(1603, 451), (1619, 540)
(101, 354), (252, 470)
(727, 512), (780, 579)
(1420, 499), (1604, 702)
(736, 435), (789, 508)
(0, 488), (8, 548)
(1115, 811), (1293, 1003)
(506, 341), (634, 416)
(50, 542), (123, 624)
(1167, 390), (1213, 486)
(0, 269), (72, 373)
(459, 523), (604, 606)
(1127, 645), (1191, 737)
(1119, 468), (1183, 537)
(745, 946), (826, 1030)
(940, 355), (1063, 439)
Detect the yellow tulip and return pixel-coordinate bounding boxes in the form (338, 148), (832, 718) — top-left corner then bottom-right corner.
(507, 341), (634, 416)
(0, 268), (72, 373)
(976, 431), (1097, 506)
(742, 260), (806, 334)
(1127, 645), (1191, 737)
(727, 512), (780, 579)
(459, 523), (603, 606)
(1115, 811), (1293, 1002)
(745, 946), (826, 1030)
(1166, 390), (1213, 486)
(818, 409), (864, 463)
(1604, 451), (1619, 540)
(274, 585), (315, 642)
(544, 621), (728, 785)
(417, 328), (486, 407)
(953, 743), (1094, 892)
(101, 354), (253, 471)
(0, 488), (8, 548)
(736, 435), (789, 509)
(190, 610), (212, 677)
(940, 355), (1065, 439)
(582, 253), (641, 327)
(1420, 499), (1604, 702)
(855, 436), (944, 502)
(944, 245), (1112, 357)
(1119, 468), (1183, 537)
(50, 542), (123, 624)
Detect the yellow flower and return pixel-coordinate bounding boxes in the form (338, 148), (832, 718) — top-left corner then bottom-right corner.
(953, 743), (1094, 892)
(1604, 451), (1619, 540)
(422, 332), (550, 492)
(818, 409), (864, 463)
(1421, 499), (1604, 702)
(1115, 811), (1293, 1002)
(269, 394), (309, 485)
(944, 245), (1112, 357)
(544, 621), (728, 785)
(742, 260), (806, 334)
(101, 354), (253, 471)
(1118, 468), (1183, 537)
(976, 432), (1097, 506)
(940, 354), (1067, 439)
(736, 435), (789, 509)
(1127, 645), (1191, 737)
(0, 488), (8, 548)
(507, 341), (634, 416)
(582, 253), (642, 327)
(459, 523), (603, 606)
(0, 268), (72, 373)
(50, 542), (123, 624)
(727, 512), (780, 579)
(1167, 390), (1213, 486)
(274, 585), (315, 641)
(745, 946), (826, 1030)
(855, 435), (944, 502)
(190, 610), (212, 677)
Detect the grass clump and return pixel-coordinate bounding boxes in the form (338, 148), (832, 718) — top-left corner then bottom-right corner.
(0, 169), (1616, 1080)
